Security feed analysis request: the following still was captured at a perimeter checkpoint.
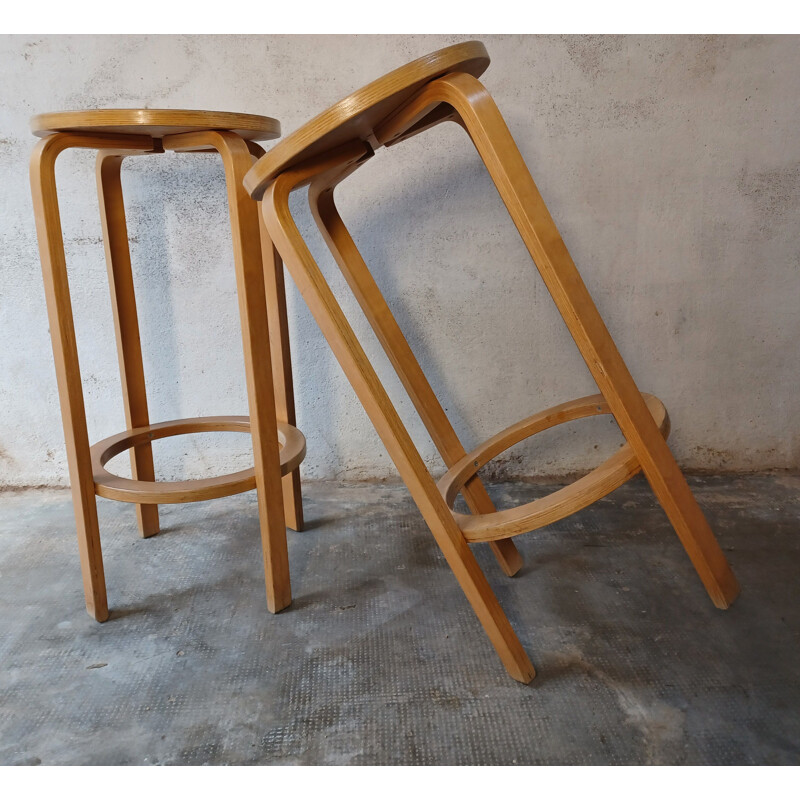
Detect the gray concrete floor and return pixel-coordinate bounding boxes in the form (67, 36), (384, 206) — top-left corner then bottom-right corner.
(0, 474), (798, 765)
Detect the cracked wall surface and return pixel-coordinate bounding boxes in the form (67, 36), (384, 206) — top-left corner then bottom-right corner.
(1, 35), (798, 485)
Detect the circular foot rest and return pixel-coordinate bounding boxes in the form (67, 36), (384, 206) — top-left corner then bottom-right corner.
(437, 393), (669, 543)
(90, 416), (306, 504)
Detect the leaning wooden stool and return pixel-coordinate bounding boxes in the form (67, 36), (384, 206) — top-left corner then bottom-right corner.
(30, 109), (305, 621)
(243, 43), (740, 683)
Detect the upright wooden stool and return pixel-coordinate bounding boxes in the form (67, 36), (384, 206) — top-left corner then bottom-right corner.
(243, 43), (740, 683)
(30, 109), (305, 622)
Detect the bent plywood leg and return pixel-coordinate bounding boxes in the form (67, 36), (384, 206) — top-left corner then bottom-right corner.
(308, 171), (522, 576)
(417, 73), (739, 608)
(163, 130), (292, 613)
(218, 133), (292, 612)
(262, 241), (304, 532)
(261, 151), (534, 682)
(30, 131), (153, 620)
(249, 141), (304, 532)
(97, 151), (159, 538)
(31, 135), (108, 621)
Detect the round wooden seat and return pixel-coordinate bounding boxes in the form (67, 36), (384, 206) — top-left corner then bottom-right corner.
(244, 41), (489, 195)
(31, 108), (280, 141)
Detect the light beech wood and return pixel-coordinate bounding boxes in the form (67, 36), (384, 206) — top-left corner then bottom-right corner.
(249, 141), (305, 532)
(262, 145), (535, 683)
(243, 41), (489, 196)
(375, 71), (740, 610)
(30, 131), (156, 621)
(31, 111), (302, 620)
(162, 128), (294, 613)
(308, 163), (522, 577)
(438, 394), (668, 541)
(246, 43), (739, 682)
(90, 416), (305, 504)
(97, 150), (160, 537)
(32, 108), (280, 141)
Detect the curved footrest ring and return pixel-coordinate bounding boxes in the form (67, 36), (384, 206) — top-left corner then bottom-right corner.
(437, 393), (669, 542)
(90, 415), (306, 504)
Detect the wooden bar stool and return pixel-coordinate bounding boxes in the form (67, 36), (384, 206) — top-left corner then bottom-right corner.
(30, 109), (305, 622)
(243, 42), (740, 683)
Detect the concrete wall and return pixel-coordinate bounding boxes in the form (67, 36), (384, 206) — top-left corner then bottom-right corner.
(1, 35), (798, 486)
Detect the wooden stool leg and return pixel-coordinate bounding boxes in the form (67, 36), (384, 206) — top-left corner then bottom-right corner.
(162, 131), (293, 612)
(428, 73), (739, 608)
(259, 220), (305, 532)
(96, 152), (159, 538)
(263, 243), (305, 532)
(248, 142), (304, 532)
(30, 135), (108, 621)
(308, 173), (522, 576)
(262, 160), (534, 682)
(224, 135), (292, 612)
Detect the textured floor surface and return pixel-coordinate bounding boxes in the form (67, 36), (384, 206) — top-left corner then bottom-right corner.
(0, 474), (798, 765)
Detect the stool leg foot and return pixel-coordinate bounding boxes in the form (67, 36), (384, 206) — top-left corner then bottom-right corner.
(438, 73), (739, 608)
(97, 152), (159, 538)
(31, 135), (109, 621)
(485, 520), (523, 575)
(427, 518), (534, 683)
